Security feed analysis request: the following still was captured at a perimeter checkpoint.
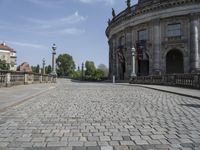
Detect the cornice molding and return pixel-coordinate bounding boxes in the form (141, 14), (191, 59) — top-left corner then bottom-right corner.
(106, 0), (200, 37)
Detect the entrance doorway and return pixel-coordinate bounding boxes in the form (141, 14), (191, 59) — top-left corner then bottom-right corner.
(166, 50), (184, 74)
(138, 54), (149, 76)
(119, 62), (125, 80)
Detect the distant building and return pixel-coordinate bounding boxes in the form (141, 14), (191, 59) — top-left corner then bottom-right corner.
(0, 42), (17, 71)
(17, 62), (32, 72)
(106, 0), (200, 80)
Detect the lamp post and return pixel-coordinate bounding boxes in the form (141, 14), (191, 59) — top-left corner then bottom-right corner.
(42, 58), (45, 75)
(131, 47), (136, 77)
(81, 63), (84, 80)
(51, 44), (57, 76)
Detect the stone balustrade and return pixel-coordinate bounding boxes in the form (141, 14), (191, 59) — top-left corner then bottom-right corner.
(130, 74), (200, 89)
(0, 70), (56, 87)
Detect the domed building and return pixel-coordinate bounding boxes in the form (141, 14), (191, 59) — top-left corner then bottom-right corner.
(106, 0), (200, 80)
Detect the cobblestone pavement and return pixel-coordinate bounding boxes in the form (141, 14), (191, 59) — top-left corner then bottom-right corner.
(0, 79), (200, 150)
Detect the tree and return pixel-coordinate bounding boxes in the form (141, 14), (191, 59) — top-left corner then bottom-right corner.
(31, 64), (40, 73)
(73, 70), (82, 78)
(94, 69), (105, 80)
(0, 59), (9, 70)
(98, 64), (109, 77)
(56, 53), (75, 77)
(45, 65), (52, 74)
(85, 61), (96, 77)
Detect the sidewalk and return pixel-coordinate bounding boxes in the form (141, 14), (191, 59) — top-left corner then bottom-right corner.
(118, 83), (200, 99)
(0, 83), (56, 111)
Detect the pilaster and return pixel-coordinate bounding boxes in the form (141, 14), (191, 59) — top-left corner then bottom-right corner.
(152, 18), (162, 75)
(125, 27), (132, 78)
(190, 13), (200, 72)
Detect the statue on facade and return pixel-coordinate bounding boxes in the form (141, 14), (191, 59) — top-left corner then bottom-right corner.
(108, 18), (111, 25)
(126, 0), (131, 8)
(126, 0), (131, 13)
(112, 8), (116, 18)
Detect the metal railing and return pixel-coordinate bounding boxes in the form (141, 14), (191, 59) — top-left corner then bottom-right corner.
(0, 70), (56, 87)
(130, 74), (200, 89)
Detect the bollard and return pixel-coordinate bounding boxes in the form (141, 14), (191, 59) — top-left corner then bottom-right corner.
(113, 75), (115, 84)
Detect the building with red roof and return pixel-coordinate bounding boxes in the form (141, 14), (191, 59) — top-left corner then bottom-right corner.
(17, 62), (32, 72)
(0, 42), (17, 71)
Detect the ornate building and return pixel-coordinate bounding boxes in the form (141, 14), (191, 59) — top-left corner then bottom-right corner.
(106, 0), (200, 80)
(0, 42), (17, 71)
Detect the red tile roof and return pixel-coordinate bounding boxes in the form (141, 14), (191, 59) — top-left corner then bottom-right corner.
(0, 43), (16, 53)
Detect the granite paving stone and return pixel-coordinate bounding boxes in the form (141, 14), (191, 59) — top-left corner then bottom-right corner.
(101, 146), (113, 150)
(0, 79), (200, 149)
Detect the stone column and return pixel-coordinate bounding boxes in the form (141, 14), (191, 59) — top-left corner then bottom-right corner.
(190, 13), (200, 72)
(42, 58), (45, 75)
(40, 75), (43, 83)
(6, 72), (11, 87)
(152, 19), (161, 75)
(24, 73), (28, 85)
(52, 52), (56, 74)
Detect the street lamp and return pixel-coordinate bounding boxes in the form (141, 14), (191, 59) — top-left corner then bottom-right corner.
(81, 62), (84, 80)
(51, 43), (57, 76)
(131, 47), (136, 77)
(42, 58), (45, 75)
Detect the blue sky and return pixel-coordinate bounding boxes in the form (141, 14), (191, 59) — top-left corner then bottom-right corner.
(0, 0), (137, 68)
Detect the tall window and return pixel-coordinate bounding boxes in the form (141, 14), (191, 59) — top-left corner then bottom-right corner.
(119, 36), (125, 46)
(167, 23), (181, 37)
(138, 29), (148, 41)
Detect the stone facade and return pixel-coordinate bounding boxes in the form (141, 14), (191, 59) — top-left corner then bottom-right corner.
(106, 0), (200, 80)
(0, 42), (17, 71)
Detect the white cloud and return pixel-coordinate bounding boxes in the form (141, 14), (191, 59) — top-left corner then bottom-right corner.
(79, 0), (115, 5)
(59, 11), (87, 24)
(7, 41), (47, 49)
(25, 11), (87, 28)
(25, 0), (66, 7)
(33, 28), (85, 36)
(20, 11), (87, 35)
(26, 0), (116, 6)
(61, 28), (85, 35)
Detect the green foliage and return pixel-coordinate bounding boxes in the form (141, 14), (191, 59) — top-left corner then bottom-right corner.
(72, 70), (82, 78)
(56, 53), (75, 77)
(94, 69), (105, 80)
(31, 64), (40, 73)
(97, 64), (109, 77)
(45, 65), (52, 74)
(0, 59), (9, 70)
(85, 61), (96, 77)
(84, 61), (108, 81)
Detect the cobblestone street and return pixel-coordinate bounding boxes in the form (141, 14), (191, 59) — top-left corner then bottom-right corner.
(0, 79), (200, 150)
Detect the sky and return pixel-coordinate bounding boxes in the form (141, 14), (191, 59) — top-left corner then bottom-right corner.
(0, 0), (138, 68)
